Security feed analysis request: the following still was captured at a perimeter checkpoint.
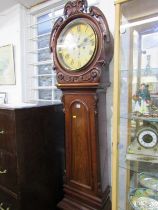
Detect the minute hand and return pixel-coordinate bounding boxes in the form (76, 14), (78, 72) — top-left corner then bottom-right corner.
(78, 39), (94, 48)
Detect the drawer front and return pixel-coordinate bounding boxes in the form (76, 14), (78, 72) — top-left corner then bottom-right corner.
(0, 152), (17, 193)
(0, 189), (17, 210)
(0, 111), (16, 153)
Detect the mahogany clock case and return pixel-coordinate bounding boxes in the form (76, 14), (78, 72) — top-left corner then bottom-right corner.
(50, 0), (113, 209)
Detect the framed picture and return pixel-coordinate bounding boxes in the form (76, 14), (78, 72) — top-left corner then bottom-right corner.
(0, 92), (7, 104)
(0, 44), (15, 85)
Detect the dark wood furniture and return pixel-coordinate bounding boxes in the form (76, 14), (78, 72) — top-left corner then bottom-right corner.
(50, 0), (113, 209)
(0, 104), (65, 210)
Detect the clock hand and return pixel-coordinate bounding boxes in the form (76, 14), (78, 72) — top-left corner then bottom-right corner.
(78, 38), (94, 48)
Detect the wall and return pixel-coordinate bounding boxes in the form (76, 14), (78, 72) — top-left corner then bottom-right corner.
(98, 0), (115, 188)
(0, 4), (27, 104)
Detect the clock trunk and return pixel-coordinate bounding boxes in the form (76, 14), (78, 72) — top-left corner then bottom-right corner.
(57, 89), (111, 210)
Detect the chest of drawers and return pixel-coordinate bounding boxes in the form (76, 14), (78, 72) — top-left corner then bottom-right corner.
(0, 104), (65, 210)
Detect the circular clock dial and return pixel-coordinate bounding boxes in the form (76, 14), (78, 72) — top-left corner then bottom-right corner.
(137, 127), (158, 148)
(56, 18), (98, 71)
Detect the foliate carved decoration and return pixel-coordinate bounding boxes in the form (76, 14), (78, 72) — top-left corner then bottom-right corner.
(93, 94), (98, 115)
(64, 0), (88, 18)
(55, 58), (106, 83)
(56, 66), (101, 83)
(50, 17), (63, 52)
(57, 72), (64, 81)
(89, 6), (111, 43)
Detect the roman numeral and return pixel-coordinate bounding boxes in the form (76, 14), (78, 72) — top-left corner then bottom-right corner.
(77, 25), (81, 32)
(89, 33), (94, 38)
(91, 39), (95, 46)
(85, 25), (88, 32)
(71, 59), (74, 65)
(78, 61), (81, 68)
(89, 50), (93, 55)
(65, 54), (70, 59)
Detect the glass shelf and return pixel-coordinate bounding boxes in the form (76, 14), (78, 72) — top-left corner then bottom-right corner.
(119, 154), (158, 172)
(131, 115), (158, 122)
(120, 114), (158, 122)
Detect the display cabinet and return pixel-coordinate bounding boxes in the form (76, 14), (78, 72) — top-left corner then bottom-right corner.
(112, 1), (158, 210)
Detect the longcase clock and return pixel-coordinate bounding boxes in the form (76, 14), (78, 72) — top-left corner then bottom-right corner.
(50, 0), (113, 209)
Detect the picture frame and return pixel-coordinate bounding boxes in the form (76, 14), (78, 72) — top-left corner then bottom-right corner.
(0, 44), (15, 85)
(0, 92), (7, 104)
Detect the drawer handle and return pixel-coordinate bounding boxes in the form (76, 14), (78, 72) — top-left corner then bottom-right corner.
(0, 130), (5, 135)
(0, 169), (7, 174)
(0, 203), (10, 210)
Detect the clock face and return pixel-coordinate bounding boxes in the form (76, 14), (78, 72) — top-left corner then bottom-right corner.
(56, 18), (98, 71)
(137, 128), (158, 148)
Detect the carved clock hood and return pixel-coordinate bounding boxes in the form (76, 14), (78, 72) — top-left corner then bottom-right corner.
(50, 0), (113, 86)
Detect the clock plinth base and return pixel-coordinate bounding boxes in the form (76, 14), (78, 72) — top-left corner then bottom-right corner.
(57, 186), (111, 210)
(58, 197), (111, 210)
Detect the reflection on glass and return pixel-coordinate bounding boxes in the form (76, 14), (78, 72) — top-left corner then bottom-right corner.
(38, 35), (50, 49)
(38, 76), (52, 87)
(39, 90), (52, 100)
(37, 13), (52, 35)
(37, 13), (52, 23)
(35, 12), (60, 102)
(38, 49), (51, 62)
(53, 89), (62, 100)
(38, 64), (53, 75)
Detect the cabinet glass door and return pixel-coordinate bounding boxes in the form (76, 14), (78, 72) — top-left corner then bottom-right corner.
(113, 1), (158, 210)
